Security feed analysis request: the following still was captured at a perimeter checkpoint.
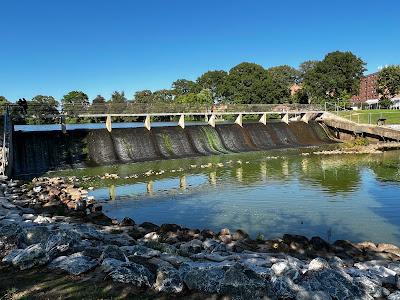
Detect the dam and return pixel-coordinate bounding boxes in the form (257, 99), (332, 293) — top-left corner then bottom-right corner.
(13, 121), (331, 177)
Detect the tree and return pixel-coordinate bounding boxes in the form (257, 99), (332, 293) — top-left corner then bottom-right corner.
(299, 60), (319, 80)
(109, 91), (127, 114)
(172, 79), (199, 96)
(0, 96), (8, 105)
(377, 65), (400, 100)
(26, 95), (59, 124)
(153, 89), (174, 103)
(92, 95), (106, 104)
(175, 89), (213, 105)
(221, 62), (270, 104)
(62, 91), (89, 115)
(303, 51), (366, 103)
(196, 70), (227, 103)
(110, 91), (127, 103)
(134, 90), (154, 103)
(266, 65), (300, 103)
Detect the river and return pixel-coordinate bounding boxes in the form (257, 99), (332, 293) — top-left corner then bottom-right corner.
(49, 147), (400, 245)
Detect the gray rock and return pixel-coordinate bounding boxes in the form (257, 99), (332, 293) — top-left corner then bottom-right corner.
(160, 254), (191, 267)
(48, 252), (98, 275)
(33, 215), (53, 224)
(5, 243), (49, 270)
(353, 276), (382, 297)
(1, 248), (24, 264)
(23, 225), (51, 245)
(0, 223), (25, 256)
(388, 291), (400, 300)
(100, 245), (126, 262)
(300, 269), (365, 299)
(271, 276), (300, 299)
(121, 245), (160, 258)
(308, 257), (330, 271)
(271, 261), (291, 276)
(388, 262), (400, 274)
(296, 290), (332, 300)
(154, 266), (184, 293)
(179, 239), (203, 254)
(100, 258), (125, 273)
(108, 262), (155, 287)
(180, 261), (233, 293)
(45, 229), (81, 258)
(182, 266), (225, 293)
(218, 263), (271, 299)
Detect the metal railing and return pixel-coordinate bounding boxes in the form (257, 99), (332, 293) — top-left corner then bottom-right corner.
(1, 103), (325, 120)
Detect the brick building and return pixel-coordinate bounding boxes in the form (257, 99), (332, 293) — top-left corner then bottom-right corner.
(351, 73), (379, 103)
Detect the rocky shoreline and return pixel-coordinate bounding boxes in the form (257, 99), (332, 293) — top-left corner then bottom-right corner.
(1, 177), (400, 299)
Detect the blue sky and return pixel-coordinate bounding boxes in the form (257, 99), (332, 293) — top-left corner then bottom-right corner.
(1, 0), (399, 102)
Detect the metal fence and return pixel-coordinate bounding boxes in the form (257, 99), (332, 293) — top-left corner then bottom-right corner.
(1, 103), (325, 119)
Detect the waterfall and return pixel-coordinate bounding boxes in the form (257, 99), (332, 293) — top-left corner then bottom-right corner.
(13, 121), (333, 177)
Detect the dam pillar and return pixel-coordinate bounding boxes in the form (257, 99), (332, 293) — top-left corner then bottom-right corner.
(208, 114), (216, 127)
(282, 113), (289, 124)
(106, 115), (112, 132)
(144, 115), (151, 131)
(60, 116), (67, 134)
(259, 113), (267, 125)
(178, 114), (185, 129)
(234, 113), (243, 127)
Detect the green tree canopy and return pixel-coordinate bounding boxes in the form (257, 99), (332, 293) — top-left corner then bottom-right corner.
(26, 95), (59, 124)
(134, 90), (154, 103)
(196, 70), (227, 103)
(377, 65), (400, 100)
(110, 91), (127, 103)
(298, 60), (319, 80)
(266, 65), (300, 103)
(0, 96), (9, 105)
(172, 79), (199, 96)
(92, 95), (106, 104)
(303, 51), (366, 103)
(222, 62), (269, 104)
(175, 89), (213, 105)
(62, 91), (89, 115)
(153, 89), (174, 102)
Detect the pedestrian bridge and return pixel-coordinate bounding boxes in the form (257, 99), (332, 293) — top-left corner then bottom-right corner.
(4, 103), (325, 132)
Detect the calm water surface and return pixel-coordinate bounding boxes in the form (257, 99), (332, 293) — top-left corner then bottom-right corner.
(51, 149), (400, 245)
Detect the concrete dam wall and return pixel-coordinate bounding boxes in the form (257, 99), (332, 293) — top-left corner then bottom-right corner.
(13, 121), (332, 177)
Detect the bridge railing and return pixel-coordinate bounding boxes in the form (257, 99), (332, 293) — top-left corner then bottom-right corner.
(2, 102), (325, 119)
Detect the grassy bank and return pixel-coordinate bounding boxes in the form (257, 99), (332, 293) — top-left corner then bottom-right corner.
(338, 109), (400, 125)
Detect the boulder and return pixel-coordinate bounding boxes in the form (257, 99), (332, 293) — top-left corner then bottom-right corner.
(159, 223), (181, 234)
(121, 245), (160, 258)
(108, 262), (155, 287)
(179, 239), (203, 254)
(120, 217), (135, 227)
(24, 225), (52, 245)
(0, 223), (25, 257)
(232, 229), (249, 241)
(388, 291), (400, 300)
(100, 245), (126, 262)
(300, 269), (365, 299)
(153, 266), (184, 293)
(309, 236), (331, 251)
(182, 265), (225, 293)
(296, 290), (332, 300)
(48, 252), (98, 275)
(45, 229), (82, 258)
(100, 258), (125, 273)
(5, 243), (49, 270)
(218, 263), (271, 299)
(139, 222), (160, 233)
(308, 257), (330, 271)
(271, 276), (300, 299)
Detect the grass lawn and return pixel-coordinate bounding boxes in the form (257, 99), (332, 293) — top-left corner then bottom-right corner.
(338, 109), (400, 125)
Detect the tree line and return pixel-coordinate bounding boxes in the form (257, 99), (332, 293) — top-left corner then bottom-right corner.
(1, 50), (400, 122)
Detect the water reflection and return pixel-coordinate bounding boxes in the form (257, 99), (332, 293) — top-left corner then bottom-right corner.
(55, 149), (400, 245)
